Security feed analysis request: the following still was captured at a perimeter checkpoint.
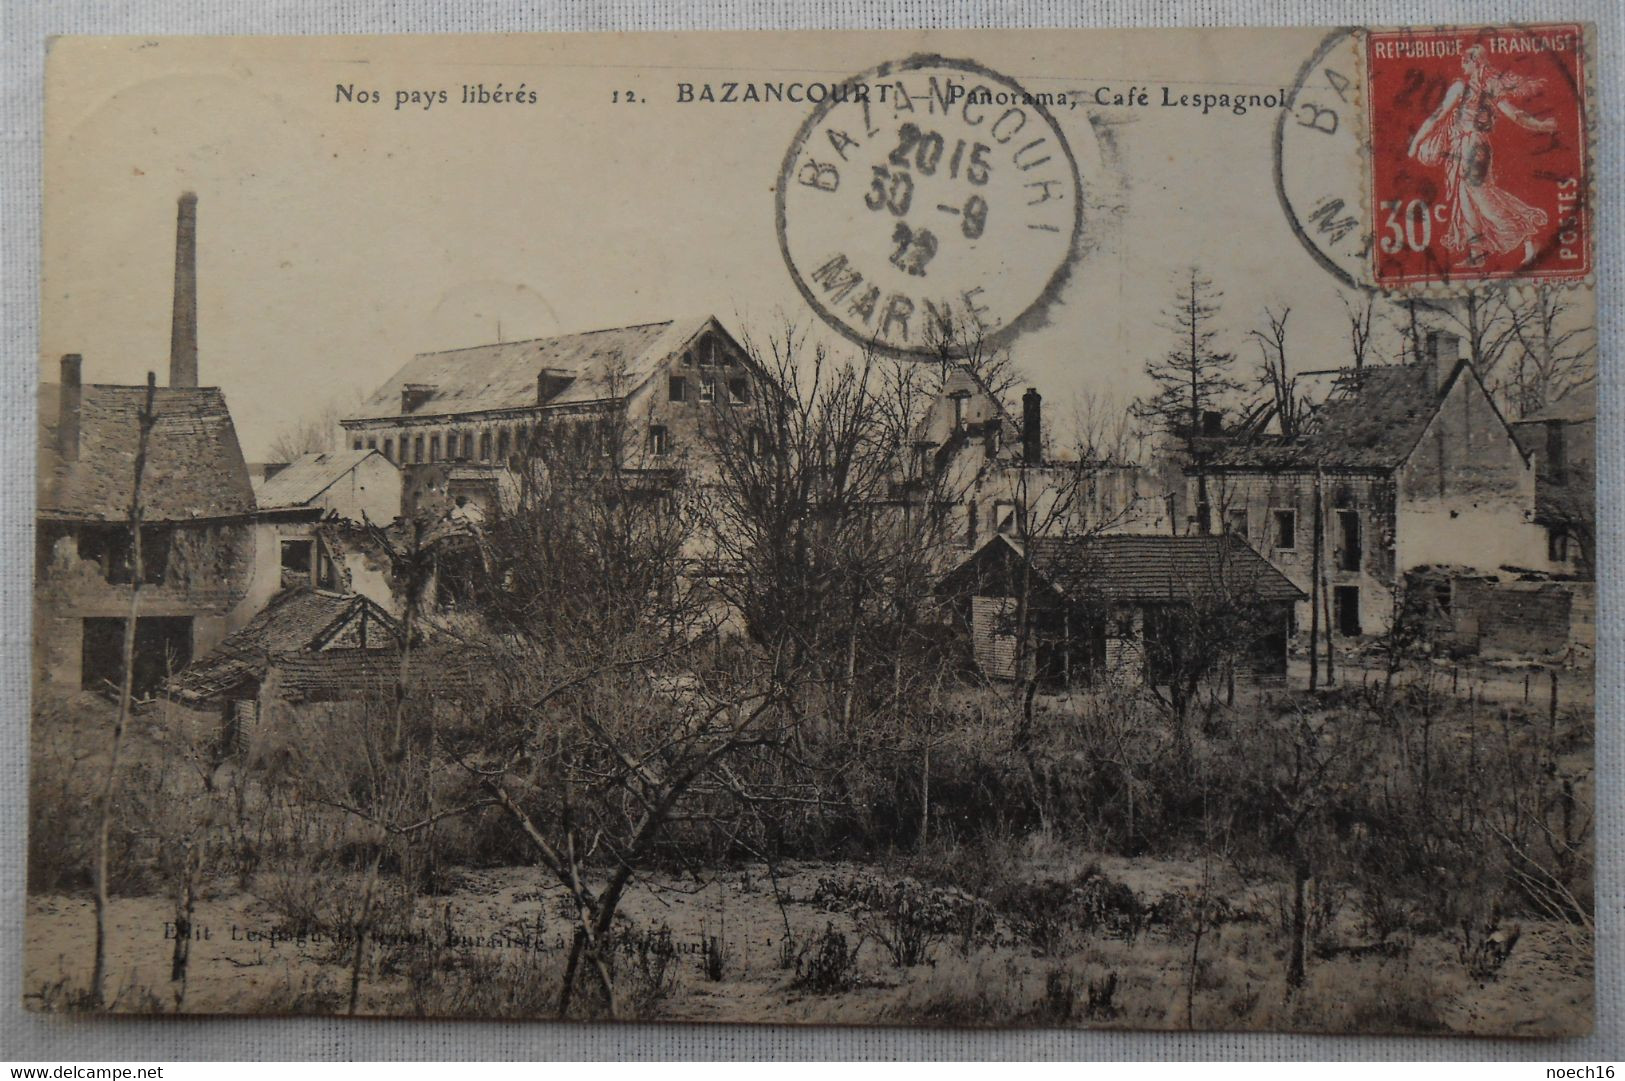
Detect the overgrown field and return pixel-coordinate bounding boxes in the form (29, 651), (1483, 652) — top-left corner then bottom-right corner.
(26, 659), (1593, 1035)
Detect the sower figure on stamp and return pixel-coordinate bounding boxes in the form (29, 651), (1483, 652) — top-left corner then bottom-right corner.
(1407, 44), (1559, 268)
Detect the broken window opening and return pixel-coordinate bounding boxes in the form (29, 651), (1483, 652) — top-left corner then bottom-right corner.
(1546, 420), (1567, 483)
(1336, 509), (1361, 572)
(1272, 508), (1297, 550)
(77, 525), (169, 585)
(80, 615), (193, 699)
(281, 538), (315, 588)
(1548, 528), (1571, 563)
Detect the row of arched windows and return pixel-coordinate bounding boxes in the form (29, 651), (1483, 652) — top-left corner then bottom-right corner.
(353, 421), (532, 466)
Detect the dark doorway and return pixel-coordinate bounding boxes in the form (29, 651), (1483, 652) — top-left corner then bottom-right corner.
(81, 616), (193, 698)
(1034, 613), (1107, 687)
(1333, 586), (1361, 637)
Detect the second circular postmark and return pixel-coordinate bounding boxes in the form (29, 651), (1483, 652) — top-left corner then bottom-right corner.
(776, 54), (1085, 359)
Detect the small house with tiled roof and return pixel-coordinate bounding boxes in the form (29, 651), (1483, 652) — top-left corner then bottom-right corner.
(340, 315), (771, 516)
(1192, 330), (1548, 637)
(164, 588), (403, 708)
(938, 532), (1303, 686)
(164, 587), (408, 744)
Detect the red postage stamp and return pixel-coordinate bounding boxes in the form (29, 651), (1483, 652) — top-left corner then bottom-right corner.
(1366, 24), (1589, 287)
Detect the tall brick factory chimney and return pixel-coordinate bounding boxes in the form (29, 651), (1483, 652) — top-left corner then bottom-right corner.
(59, 353), (82, 462)
(169, 192), (199, 388)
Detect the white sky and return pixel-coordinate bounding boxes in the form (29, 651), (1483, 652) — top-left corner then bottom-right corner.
(41, 29), (1567, 460)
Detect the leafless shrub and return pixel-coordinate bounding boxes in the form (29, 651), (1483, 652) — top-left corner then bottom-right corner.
(791, 922), (862, 993)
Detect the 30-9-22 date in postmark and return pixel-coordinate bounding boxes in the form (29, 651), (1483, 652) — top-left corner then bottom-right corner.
(777, 55), (1086, 359)
(1278, 22), (1591, 295)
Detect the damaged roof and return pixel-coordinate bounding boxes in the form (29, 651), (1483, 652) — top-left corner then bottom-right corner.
(165, 588), (401, 705)
(270, 649), (403, 704)
(272, 645), (481, 704)
(1210, 362), (1450, 471)
(39, 382), (256, 521)
(947, 533), (1304, 605)
(255, 448), (390, 509)
(346, 315), (732, 422)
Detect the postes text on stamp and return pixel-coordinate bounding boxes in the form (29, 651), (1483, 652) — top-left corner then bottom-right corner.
(1366, 24), (1589, 287)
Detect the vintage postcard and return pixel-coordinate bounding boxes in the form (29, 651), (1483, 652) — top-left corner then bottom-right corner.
(28, 27), (1596, 1036)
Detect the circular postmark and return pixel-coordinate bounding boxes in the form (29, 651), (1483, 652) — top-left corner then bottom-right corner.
(776, 55), (1085, 359)
(1275, 29), (1373, 291)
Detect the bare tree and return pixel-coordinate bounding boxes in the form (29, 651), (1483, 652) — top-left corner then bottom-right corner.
(1250, 306), (1303, 440)
(266, 391), (365, 462)
(416, 384), (836, 1019)
(91, 372), (157, 1009)
(1070, 388), (1139, 464)
(1136, 538), (1284, 750)
(700, 323), (983, 846)
(1501, 285), (1595, 418)
(918, 301), (1026, 406)
(1436, 289), (1521, 378)
(1343, 292), (1375, 371)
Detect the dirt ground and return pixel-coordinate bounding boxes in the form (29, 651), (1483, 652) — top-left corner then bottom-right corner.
(24, 855), (1593, 1036)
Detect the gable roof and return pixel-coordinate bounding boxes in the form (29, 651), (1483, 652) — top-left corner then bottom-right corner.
(1211, 362), (1458, 471)
(39, 382), (256, 522)
(254, 448), (390, 509)
(946, 533), (1304, 605)
(165, 588), (401, 705)
(346, 315), (733, 422)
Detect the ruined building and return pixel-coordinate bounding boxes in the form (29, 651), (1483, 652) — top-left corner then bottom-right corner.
(34, 194), (267, 697)
(1191, 330), (1549, 638)
(1510, 382), (1595, 579)
(340, 315), (765, 516)
(896, 368), (1171, 567)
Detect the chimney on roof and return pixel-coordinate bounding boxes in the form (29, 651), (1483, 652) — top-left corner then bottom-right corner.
(1426, 329), (1461, 392)
(1022, 387), (1042, 465)
(59, 354), (82, 462)
(169, 192), (199, 388)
